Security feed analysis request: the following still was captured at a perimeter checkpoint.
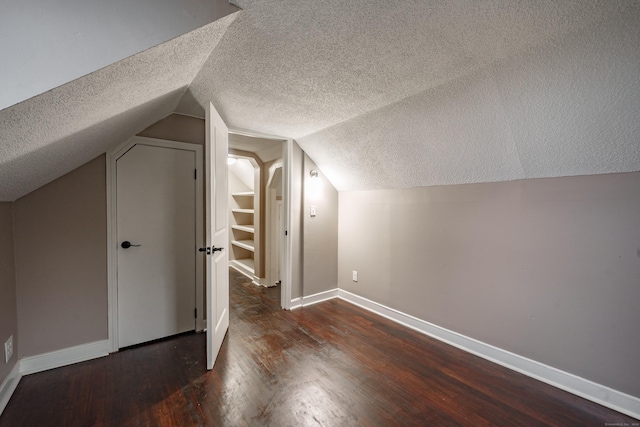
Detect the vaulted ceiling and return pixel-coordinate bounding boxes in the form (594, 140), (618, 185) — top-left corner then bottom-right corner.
(1, 0), (639, 200)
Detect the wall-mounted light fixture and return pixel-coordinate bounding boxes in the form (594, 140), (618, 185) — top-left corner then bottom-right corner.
(307, 169), (322, 203)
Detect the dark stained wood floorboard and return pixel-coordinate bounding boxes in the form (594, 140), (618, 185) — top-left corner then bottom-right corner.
(1, 270), (637, 426)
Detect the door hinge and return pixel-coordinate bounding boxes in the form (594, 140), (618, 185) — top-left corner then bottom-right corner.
(194, 308), (197, 318)
(194, 169), (197, 179)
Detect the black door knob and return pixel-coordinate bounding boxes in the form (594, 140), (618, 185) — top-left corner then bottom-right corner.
(121, 241), (141, 249)
(199, 247), (223, 255)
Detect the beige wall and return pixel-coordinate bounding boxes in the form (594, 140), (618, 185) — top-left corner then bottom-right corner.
(14, 156), (107, 357)
(138, 113), (205, 146)
(0, 203), (18, 384)
(303, 154), (338, 296)
(338, 172), (640, 398)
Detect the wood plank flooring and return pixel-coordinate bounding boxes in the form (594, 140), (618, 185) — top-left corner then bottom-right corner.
(1, 269), (636, 426)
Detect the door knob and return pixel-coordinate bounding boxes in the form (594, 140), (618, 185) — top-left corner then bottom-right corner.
(199, 246), (224, 255)
(121, 241), (141, 249)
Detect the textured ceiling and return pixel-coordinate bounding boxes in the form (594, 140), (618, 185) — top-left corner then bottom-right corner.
(0, 0), (238, 111)
(176, 0), (640, 191)
(1, 0), (639, 199)
(0, 13), (238, 201)
(177, 0), (628, 136)
(299, 5), (640, 190)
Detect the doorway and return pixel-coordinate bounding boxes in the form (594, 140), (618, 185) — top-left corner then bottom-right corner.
(227, 132), (286, 299)
(106, 124), (294, 354)
(266, 164), (283, 288)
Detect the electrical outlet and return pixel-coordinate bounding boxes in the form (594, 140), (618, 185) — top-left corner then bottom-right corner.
(352, 270), (358, 282)
(4, 335), (13, 363)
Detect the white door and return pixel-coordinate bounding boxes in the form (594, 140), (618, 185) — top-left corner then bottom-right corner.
(205, 102), (230, 369)
(116, 144), (196, 348)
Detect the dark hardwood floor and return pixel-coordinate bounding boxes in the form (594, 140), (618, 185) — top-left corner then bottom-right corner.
(1, 270), (636, 426)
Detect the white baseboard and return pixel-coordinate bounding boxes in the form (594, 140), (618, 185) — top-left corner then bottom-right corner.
(337, 289), (640, 420)
(229, 263), (256, 282)
(302, 288), (339, 307)
(290, 288), (339, 310)
(3, 295), (638, 419)
(20, 340), (110, 376)
(289, 297), (302, 310)
(0, 362), (21, 416)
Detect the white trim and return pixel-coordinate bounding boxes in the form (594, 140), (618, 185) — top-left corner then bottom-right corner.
(171, 112), (204, 120)
(194, 144), (205, 332)
(289, 288), (339, 310)
(336, 289), (640, 419)
(107, 136), (205, 351)
(289, 297), (302, 310)
(253, 277), (273, 287)
(265, 165), (283, 290)
(0, 362), (21, 416)
(106, 145), (117, 352)
(19, 340), (109, 376)
(228, 126), (289, 142)
(281, 139), (294, 310)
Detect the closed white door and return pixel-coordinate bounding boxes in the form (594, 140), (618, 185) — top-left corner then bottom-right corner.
(117, 143), (196, 348)
(205, 101), (229, 369)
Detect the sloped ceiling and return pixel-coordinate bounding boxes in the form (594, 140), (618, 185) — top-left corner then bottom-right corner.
(0, 0), (239, 111)
(1, 0), (639, 200)
(179, 0), (640, 191)
(0, 13), (238, 201)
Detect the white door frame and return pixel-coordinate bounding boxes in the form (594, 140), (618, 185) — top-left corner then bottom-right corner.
(265, 162), (283, 288)
(106, 136), (204, 352)
(228, 128), (294, 310)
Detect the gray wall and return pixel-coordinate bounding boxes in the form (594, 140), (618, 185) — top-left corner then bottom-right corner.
(0, 203), (18, 384)
(303, 154), (338, 296)
(14, 156), (107, 357)
(138, 113), (206, 146)
(338, 172), (640, 398)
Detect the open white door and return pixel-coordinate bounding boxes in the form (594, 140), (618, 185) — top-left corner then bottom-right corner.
(205, 102), (230, 370)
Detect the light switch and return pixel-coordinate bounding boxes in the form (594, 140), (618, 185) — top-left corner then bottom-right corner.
(310, 205), (316, 217)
